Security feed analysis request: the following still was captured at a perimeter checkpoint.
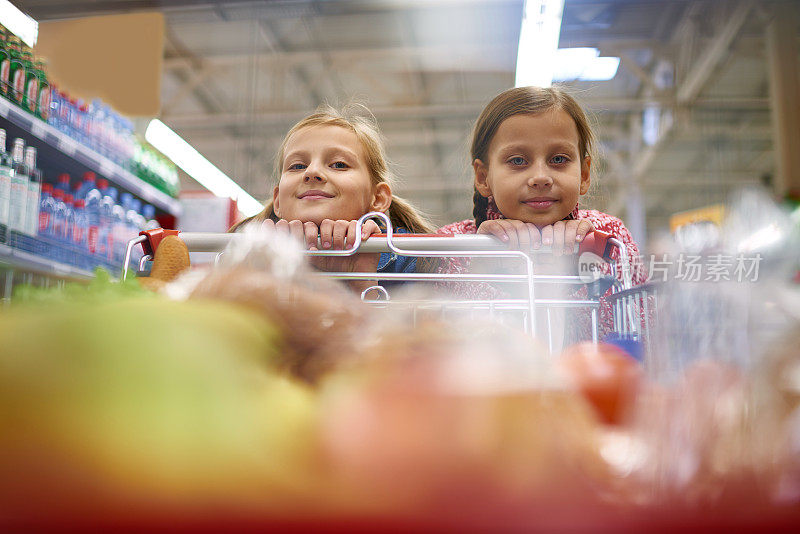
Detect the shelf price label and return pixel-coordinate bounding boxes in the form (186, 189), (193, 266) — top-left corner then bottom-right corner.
(99, 159), (115, 177)
(58, 137), (78, 156)
(30, 121), (46, 139)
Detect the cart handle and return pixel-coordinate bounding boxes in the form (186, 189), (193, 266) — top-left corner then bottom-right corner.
(138, 228), (181, 258)
(135, 228), (617, 259)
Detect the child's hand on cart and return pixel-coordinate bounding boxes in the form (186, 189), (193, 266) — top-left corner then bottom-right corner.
(259, 218), (383, 291)
(477, 219), (594, 256)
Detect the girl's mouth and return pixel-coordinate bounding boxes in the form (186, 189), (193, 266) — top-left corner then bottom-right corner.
(298, 189), (334, 200)
(523, 199), (557, 209)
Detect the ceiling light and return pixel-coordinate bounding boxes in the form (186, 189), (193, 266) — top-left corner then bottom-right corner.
(515, 0), (565, 87)
(145, 119), (263, 216)
(0, 0), (38, 47)
(552, 48), (620, 82)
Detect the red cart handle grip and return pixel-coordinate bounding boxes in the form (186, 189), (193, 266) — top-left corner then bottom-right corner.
(139, 228), (181, 257)
(578, 230), (614, 260)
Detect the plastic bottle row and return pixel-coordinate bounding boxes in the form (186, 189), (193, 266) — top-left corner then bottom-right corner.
(49, 92), (136, 168)
(48, 92), (179, 199)
(0, 129), (157, 272)
(0, 23), (179, 199)
(0, 28), (50, 122)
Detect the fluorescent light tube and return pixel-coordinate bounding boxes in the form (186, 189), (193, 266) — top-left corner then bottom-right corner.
(0, 0), (38, 47)
(145, 119), (263, 217)
(552, 48), (621, 82)
(515, 0), (565, 87)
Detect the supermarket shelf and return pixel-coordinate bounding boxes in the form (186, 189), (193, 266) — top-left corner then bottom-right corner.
(0, 97), (182, 216)
(0, 242), (94, 281)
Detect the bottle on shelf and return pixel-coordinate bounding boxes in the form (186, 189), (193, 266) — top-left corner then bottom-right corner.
(78, 102), (89, 143)
(24, 146), (40, 236)
(112, 195), (127, 264)
(98, 179), (116, 261)
(72, 198), (87, 252)
(50, 189), (67, 244)
(142, 204), (158, 231)
(7, 36), (23, 105)
(69, 97), (83, 142)
(55, 173), (71, 195)
(8, 137), (29, 234)
(38, 183), (54, 240)
(33, 58), (49, 121)
(47, 190), (68, 260)
(0, 129), (13, 240)
(22, 49), (38, 115)
(119, 192), (140, 263)
(0, 30), (10, 99)
(74, 171), (96, 201)
(62, 193), (75, 247)
(49, 85), (71, 133)
(84, 182), (102, 256)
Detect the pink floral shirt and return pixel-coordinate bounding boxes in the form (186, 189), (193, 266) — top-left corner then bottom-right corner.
(436, 201), (648, 341)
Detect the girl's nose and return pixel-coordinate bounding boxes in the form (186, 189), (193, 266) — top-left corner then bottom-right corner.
(303, 164), (326, 183)
(527, 172), (554, 188)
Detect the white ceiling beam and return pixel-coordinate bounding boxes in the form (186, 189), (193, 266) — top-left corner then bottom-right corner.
(607, 0), (754, 216)
(163, 63), (215, 111)
(676, 0), (754, 104)
(163, 43), (516, 72)
(162, 95), (769, 130)
(186, 128), (471, 152)
(163, 102), (486, 129)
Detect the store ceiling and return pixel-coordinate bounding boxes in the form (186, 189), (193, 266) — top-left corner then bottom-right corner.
(21, 0), (795, 244)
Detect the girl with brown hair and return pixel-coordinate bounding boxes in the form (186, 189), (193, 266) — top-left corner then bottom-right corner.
(438, 86), (647, 339)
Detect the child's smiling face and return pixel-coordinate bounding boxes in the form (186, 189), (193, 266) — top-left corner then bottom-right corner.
(274, 125), (388, 225)
(474, 108), (591, 227)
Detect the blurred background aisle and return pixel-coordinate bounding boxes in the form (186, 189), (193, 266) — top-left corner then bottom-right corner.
(18, 0), (800, 245)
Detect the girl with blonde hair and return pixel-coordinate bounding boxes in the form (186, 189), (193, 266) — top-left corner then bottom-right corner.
(232, 104), (435, 291)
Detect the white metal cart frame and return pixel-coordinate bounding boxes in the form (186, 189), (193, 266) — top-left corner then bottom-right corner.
(124, 212), (643, 353)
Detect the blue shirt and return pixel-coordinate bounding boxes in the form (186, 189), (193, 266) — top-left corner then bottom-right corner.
(376, 227), (417, 287)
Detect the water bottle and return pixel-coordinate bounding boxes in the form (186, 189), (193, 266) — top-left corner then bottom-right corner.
(127, 198), (142, 230)
(84, 186), (102, 256)
(55, 173), (71, 196)
(68, 97), (81, 141)
(142, 204), (158, 231)
(48, 85), (60, 129)
(38, 183), (54, 246)
(8, 138), (28, 235)
(99, 181), (116, 262)
(97, 178), (109, 196)
(24, 147), (41, 237)
(121, 193), (140, 263)
(71, 198), (88, 251)
(0, 129), (14, 238)
(62, 193), (75, 265)
(121, 118), (135, 167)
(62, 193), (75, 244)
(88, 99), (103, 155)
(78, 102), (90, 144)
(50, 189), (66, 242)
(58, 92), (72, 135)
(74, 171), (96, 201)
(112, 198), (127, 265)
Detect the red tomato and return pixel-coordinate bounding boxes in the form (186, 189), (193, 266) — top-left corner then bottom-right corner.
(557, 342), (644, 425)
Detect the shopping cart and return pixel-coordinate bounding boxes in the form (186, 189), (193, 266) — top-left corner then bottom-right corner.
(124, 212), (654, 356)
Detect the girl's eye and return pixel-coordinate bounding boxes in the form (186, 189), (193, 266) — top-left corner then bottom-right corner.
(509, 156), (526, 166)
(288, 163), (306, 171)
(331, 161), (349, 169)
(551, 155), (568, 165)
